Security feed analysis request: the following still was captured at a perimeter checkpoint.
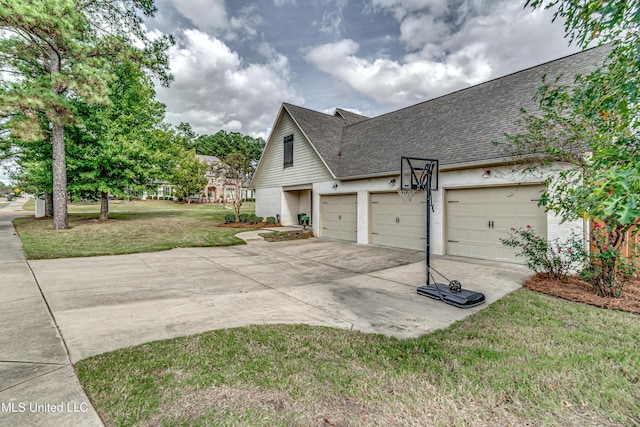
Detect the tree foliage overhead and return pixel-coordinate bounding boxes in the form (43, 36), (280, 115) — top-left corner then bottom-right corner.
(502, 0), (640, 296)
(0, 0), (173, 229)
(519, 0), (640, 227)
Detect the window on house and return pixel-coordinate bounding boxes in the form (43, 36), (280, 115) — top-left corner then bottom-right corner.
(283, 135), (293, 168)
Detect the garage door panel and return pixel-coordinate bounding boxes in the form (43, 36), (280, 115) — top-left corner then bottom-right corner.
(321, 195), (357, 242)
(448, 241), (487, 259)
(370, 192), (426, 251)
(447, 185), (547, 263)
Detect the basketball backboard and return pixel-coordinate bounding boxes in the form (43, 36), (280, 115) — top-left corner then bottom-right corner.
(400, 157), (438, 191)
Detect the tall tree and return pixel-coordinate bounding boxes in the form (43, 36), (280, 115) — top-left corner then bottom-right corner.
(66, 60), (167, 220)
(501, 1), (640, 296)
(0, 0), (172, 229)
(194, 130), (265, 166)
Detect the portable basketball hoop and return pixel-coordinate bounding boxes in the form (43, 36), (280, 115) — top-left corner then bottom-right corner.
(399, 156), (485, 309)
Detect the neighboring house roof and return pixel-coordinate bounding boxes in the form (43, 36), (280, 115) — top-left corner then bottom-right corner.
(197, 154), (252, 187)
(195, 154), (221, 165)
(257, 45), (610, 183)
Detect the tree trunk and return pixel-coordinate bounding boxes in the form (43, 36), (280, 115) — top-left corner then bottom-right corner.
(44, 191), (54, 217)
(233, 180), (242, 223)
(99, 191), (109, 220)
(51, 120), (68, 230)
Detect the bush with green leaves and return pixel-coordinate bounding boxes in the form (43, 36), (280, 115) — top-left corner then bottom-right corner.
(224, 214), (235, 224)
(582, 222), (637, 298)
(238, 213), (251, 223)
(265, 216), (277, 225)
(501, 226), (586, 280)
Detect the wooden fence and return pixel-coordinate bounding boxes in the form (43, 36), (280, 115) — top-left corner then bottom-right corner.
(591, 223), (639, 261)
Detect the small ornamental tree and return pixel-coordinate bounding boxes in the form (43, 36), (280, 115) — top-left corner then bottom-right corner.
(215, 151), (252, 223)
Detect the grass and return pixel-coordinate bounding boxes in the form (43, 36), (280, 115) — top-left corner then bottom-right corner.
(13, 200), (256, 259)
(76, 289), (640, 427)
(0, 202), (8, 209)
(19, 198), (34, 210)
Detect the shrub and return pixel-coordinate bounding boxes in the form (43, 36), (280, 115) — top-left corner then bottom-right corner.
(265, 216), (277, 225)
(238, 213), (251, 223)
(224, 214), (235, 224)
(501, 226), (586, 280)
(581, 223), (637, 297)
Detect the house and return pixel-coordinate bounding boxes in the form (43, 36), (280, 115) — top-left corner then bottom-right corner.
(145, 155), (255, 202)
(196, 155), (255, 203)
(250, 46), (610, 264)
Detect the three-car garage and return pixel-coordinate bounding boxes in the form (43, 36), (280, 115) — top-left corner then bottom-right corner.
(319, 185), (547, 264)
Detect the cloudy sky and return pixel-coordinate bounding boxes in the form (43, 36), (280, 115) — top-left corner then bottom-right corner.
(1, 0), (578, 184)
(145, 0), (578, 140)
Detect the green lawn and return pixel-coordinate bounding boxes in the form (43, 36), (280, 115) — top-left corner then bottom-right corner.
(0, 202), (8, 209)
(13, 200), (256, 259)
(76, 289), (640, 426)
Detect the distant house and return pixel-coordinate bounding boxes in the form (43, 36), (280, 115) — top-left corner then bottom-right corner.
(250, 46), (609, 264)
(196, 154), (254, 203)
(144, 154), (255, 202)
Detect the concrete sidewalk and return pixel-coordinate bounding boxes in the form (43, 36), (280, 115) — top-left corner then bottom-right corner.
(0, 199), (102, 426)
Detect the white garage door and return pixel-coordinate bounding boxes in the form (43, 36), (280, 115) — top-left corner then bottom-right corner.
(321, 194), (357, 241)
(446, 185), (547, 263)
(370, 192), (426, 251)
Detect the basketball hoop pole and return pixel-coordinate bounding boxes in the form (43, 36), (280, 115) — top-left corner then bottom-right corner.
(425, 167), (432, 284)
(401, 156), (485, 308)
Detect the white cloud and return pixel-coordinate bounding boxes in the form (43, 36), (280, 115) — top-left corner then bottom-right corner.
(156, 29), (303, 137)
(306, 39), (487, 105)
(368, 0), (449, 21)
(318, 0), (348, 36)
(307, 0), (576, 107)
(274, 0), (296, 6)
(399, 13), (450, 48)
(169, 0), (228, 32)
(227, 5), (264, 41)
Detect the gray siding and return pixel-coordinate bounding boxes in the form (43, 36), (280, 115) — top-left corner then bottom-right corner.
(253, 112), (332, 188)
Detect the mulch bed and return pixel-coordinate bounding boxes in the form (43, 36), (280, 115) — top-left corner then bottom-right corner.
(524, 273), (640, 314)
(217, 222), (281, 229)
(259, 230), (314, 242)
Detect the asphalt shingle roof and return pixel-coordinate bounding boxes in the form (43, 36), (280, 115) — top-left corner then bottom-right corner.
(334, 108), (369, 125)
(282, 103), (347, 176)
(280, 45), (611, 180)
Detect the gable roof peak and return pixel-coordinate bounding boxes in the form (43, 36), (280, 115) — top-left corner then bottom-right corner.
(334, 108), (370, 125)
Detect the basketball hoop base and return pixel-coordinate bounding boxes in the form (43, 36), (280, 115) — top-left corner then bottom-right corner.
(417, 284), (486, 309)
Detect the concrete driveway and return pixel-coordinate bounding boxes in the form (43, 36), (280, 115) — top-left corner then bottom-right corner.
(30, 237), (529, 364)
(1, 199), (529, 426)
